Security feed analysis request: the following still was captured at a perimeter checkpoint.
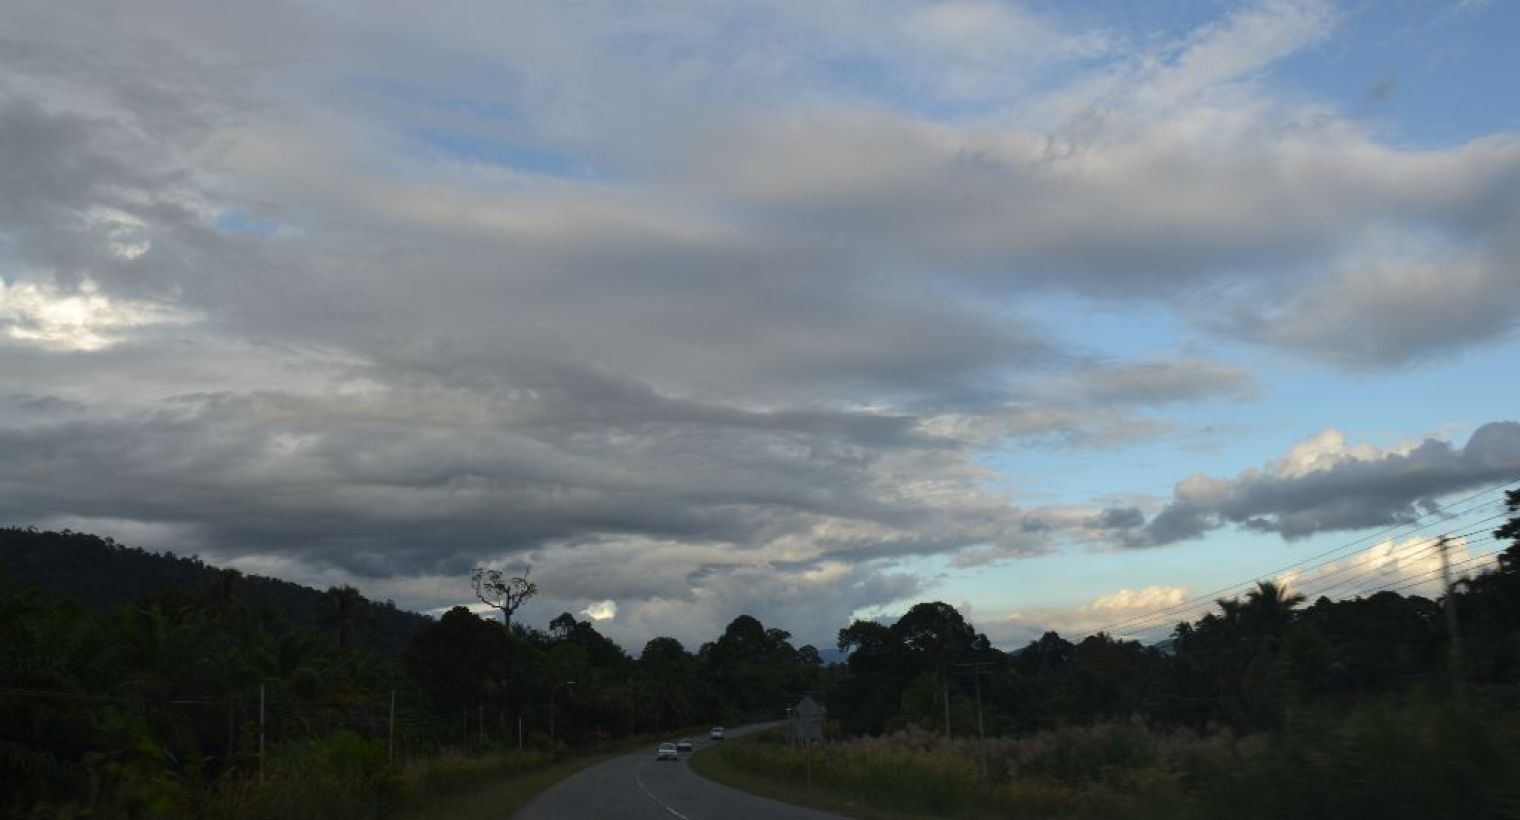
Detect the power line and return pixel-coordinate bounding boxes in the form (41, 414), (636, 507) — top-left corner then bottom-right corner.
(1110, 536), (1503, 643)
(1112, 529), (1507, 644)
(1087, 478), (1520, 641)
(1353, 546), (1507, 599)
(0, 686), (225, 705)
(1300, 532), (1503, 602)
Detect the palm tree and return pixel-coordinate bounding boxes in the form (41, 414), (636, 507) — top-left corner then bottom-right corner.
(1242, 581), (1304, 635)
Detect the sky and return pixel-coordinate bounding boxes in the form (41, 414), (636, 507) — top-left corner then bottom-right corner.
(2, 0), (1519, 652)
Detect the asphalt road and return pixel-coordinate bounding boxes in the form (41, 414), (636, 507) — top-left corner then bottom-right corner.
(514, 724), (848, 820)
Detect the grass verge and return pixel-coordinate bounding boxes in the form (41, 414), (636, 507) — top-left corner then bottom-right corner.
(692, 694), (1520, 820)
(403, 726), (711, 820)
(402, 751), (617, 820)
(690, 730), (927, 820)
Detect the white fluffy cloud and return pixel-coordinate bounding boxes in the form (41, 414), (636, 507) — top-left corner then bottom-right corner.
(981, 585), (1194, 647)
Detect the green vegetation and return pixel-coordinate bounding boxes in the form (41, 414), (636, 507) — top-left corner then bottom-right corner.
(0, 528), (432, 657)
(5, 491), (1520, 817)
(699, 693), (1520, 820)
(687, 489), (1520, 818)
(827, 491), (1520, 740)
(0, 527), (823, 818)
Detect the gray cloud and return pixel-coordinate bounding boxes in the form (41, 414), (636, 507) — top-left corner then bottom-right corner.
(1091, 506), (1146, 531)
(1130, 422), (1520, 547)
(4, 0), (1520, 641)
(1032, 359), (1258, 407)
(1210, 240), (1520, 369)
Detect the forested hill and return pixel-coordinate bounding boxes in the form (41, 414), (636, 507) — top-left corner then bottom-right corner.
(0, 526), (433, 656)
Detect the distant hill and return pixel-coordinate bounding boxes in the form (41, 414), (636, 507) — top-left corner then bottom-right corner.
(0, 527), (434, 656)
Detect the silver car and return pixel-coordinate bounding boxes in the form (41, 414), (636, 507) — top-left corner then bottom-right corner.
(655, 742), (678, 761)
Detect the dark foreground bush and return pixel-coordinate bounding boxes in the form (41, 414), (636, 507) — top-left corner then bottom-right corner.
(1198, 693), (1520, 820)
(698, 691), (1520, 820)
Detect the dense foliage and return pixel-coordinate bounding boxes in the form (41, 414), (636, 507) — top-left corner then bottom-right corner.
(827, 490), (1520, 740)
(0, 528), (431, 657)
(0, 529), (822, 818)
(3, 489), (1519, 816)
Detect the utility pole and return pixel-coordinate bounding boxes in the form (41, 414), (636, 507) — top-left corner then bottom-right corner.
(388, 690), (396, 761)
(1438, 537), (1465, 701)
(973, 668), (985, 745)
(805, 738), (812, 788)
(955, 662), (993, 775)
(227, 693), (235, 763)
(479, 703), (485, 747)
(258, 683), (266, 782)
(942, 665), (951, 739)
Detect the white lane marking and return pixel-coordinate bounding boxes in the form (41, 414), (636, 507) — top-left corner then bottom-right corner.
(635, 761), (693, 820)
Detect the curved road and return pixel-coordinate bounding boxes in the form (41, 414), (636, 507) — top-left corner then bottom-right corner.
(515, 725), (847, 820)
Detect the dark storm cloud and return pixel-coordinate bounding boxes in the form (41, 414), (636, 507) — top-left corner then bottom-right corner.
(1129, 422), (1520, 547)
(0, 372), (1035, 579)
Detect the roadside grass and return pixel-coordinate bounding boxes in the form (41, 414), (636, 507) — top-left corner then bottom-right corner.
(691, 692), (1520, 820)
(400, 750), (615, 820)
(403, 725), (712, 820)
(690, 725), (1198, 820)
(196, 726), (709, 820)
(690, 737), (938, 820)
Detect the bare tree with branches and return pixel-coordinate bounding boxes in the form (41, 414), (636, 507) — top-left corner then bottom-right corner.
(471, 566), (538, 629)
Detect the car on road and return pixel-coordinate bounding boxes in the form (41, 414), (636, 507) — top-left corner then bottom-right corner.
(676, 739), (694, 753)
(655, 742), (678, 761)
(709, 726), (724, 741)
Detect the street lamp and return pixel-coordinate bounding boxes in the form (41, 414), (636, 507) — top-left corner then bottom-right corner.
(550, 680), (576, 745)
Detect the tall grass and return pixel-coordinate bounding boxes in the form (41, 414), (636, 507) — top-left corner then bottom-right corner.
(200, 724), (711, 820)
(1197, 694), (1520, 820)
(698, 722), (1210, 819)
(696, 691), (1520, 820)
(193, 735), (572, 819)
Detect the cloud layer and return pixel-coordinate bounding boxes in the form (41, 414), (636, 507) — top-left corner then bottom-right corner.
(1117, 423), (1520, 547)
(2, 0), (1519, 644)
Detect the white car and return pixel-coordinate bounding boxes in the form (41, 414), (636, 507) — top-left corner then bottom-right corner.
(709, 726), (725, 741)
(656, 742), (678, 761)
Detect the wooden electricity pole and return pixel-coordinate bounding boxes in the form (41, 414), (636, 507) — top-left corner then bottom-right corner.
(1438, 537), (1465, 701)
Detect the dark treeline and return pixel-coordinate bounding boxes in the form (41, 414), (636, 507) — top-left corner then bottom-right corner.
(827, 489), (1520, 739)
(0, 528), (432, 657)
(0, 527), (822, 818)
(3, 489), (1519, 816)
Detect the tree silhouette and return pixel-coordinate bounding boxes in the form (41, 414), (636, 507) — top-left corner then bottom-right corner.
(316, 584), (372, 650)
(1242, 580), (1305, 635)
(471, 566), (538, 628)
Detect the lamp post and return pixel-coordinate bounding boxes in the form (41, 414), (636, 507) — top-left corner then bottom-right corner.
(550, 680), (576, 746)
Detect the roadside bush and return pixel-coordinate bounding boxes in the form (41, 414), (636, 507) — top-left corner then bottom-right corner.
(1198, 694), (1520, 820)
(200, 732), (398, 820)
